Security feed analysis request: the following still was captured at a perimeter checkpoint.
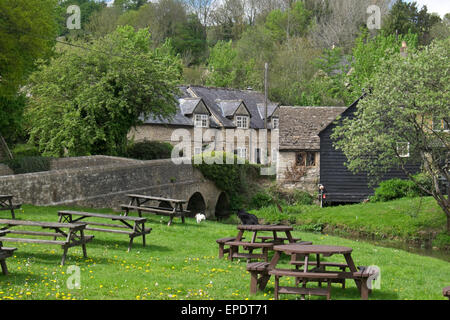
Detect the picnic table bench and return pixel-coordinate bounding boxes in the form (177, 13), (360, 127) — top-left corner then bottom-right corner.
(122, 194), (189, 226)
(0, 230), (17, 275)
(225, 225), (311, 262)
(0, 219), (94, 265)
(0, 195), (22, 219)
(248, 244), (374, 300)
(58, 211), (152, 252)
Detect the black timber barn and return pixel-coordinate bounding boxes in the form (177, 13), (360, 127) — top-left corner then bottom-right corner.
(318, 94), (422, 204)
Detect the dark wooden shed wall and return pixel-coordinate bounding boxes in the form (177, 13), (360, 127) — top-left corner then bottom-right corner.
(319, 96), (422, 203)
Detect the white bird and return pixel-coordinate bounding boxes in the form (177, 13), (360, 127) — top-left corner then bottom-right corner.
(195, 213), (206, 223)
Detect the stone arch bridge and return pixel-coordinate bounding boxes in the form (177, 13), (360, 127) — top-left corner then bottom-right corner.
(0, 156), (231, 219)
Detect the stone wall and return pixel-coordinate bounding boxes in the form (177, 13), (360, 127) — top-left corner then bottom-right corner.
(277, 151), (320, 194)
(0, 156), (222, 217)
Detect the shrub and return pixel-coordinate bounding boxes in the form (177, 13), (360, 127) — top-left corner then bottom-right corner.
(126, 141), (174, 161)
(371, 177), (427, 202)
(193, 151), (260, 211)
(250, 192), (275, 209)
(12, 144), (40, 157)
(292, 190), (314, 205)
(3, 156), (51, 174)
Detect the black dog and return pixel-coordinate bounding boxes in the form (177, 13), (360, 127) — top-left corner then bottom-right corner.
(237, 209), (259, 225)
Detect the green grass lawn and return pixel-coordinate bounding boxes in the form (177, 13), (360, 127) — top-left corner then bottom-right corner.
(251, 197), (449, 249)
(0, 204), (449, 300)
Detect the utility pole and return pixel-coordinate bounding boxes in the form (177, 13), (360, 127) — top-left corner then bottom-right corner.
(264, 62), (269, 130)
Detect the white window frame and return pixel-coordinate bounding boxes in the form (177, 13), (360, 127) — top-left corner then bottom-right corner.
(194, 114), (209, 128)
(397, 142), (410, 158)
(236, 116), (249, 129)
(272, 117), (279, 129)
(271, 148), (278, 163)
(236, 147), (248, 160)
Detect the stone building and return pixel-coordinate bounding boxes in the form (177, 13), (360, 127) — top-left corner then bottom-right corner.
(277, 106), (347, 193)
(129, 86), (280, 164)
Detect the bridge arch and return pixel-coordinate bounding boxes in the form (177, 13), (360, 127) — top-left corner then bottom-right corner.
(187, 192), (206, 217)
(215, 192), (231, 220)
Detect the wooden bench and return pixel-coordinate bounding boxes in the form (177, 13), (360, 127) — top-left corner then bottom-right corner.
(0, 230), (17, 275)
(257, 236), (303, 243)
(0, 219), (94, 265)
(247, 262), (271, 294)
(291, 260), (349, 288)
(227, 241), (274, 262)
(123, 194), (189, 226)
(269, 269), (339, 300)
(443, 286), (450, 300)
(216, 237), (237, 259)
(58, 211), (152, 252)
(0, 195), (21, 219)
(268, 267), (374, 300)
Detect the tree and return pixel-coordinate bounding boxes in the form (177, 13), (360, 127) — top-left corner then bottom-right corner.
(382, 0), (441, 45)
(26, 26), (182, 157)
(206, 40), (238, 87)
(332, 38), (450, 231)
(345, 30), (418, 104)
(0, 0), (59, 142)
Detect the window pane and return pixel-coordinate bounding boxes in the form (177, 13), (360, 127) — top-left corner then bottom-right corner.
(307, 152), (316, 166)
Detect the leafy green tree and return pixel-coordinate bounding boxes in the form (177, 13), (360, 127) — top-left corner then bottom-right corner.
(264, 1), (312, 42)
(345, 30), (418, 103)
(0, 0), (59, 142)
(26, 26), (182, 157)
(172, 14), (207, 65)
(382, 0), (441, 45)
(333, 38), (450, 231)
(206, 40), (238, 87)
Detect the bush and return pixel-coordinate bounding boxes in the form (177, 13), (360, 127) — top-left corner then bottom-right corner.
(266, 184), (314, 206)
(250, 192), (275, 209)
(193, 151), (260, 211)
(12, 144), (40, 157)
(3, 156), (51, 174)
(292, 190), (314, 205)
(371, 177), (427, 202)
(126, 141), (174, 161)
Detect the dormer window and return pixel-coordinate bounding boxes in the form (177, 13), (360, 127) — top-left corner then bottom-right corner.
(272, 117), (279, 129)
(236, 116), (249, 129)
(194, 114), (209, 128)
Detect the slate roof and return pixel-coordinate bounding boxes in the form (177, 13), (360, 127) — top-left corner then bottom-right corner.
(179, 98), (203, 116)
(279, 106), (347, 151)
(141, 86), (279, 129)
(188, 86), (274, 129)
(217, 100), (246, 118)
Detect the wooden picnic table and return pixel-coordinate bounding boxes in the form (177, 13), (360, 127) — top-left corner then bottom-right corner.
(266, 244), (372, 300)
(0, 219), (94, 265)
(0, 229), (17, 275)
(226, 225), (310, 262)
(58, 210), (152, 252)
(0, 195), (21, 219)
(121, 194), (189, 226)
